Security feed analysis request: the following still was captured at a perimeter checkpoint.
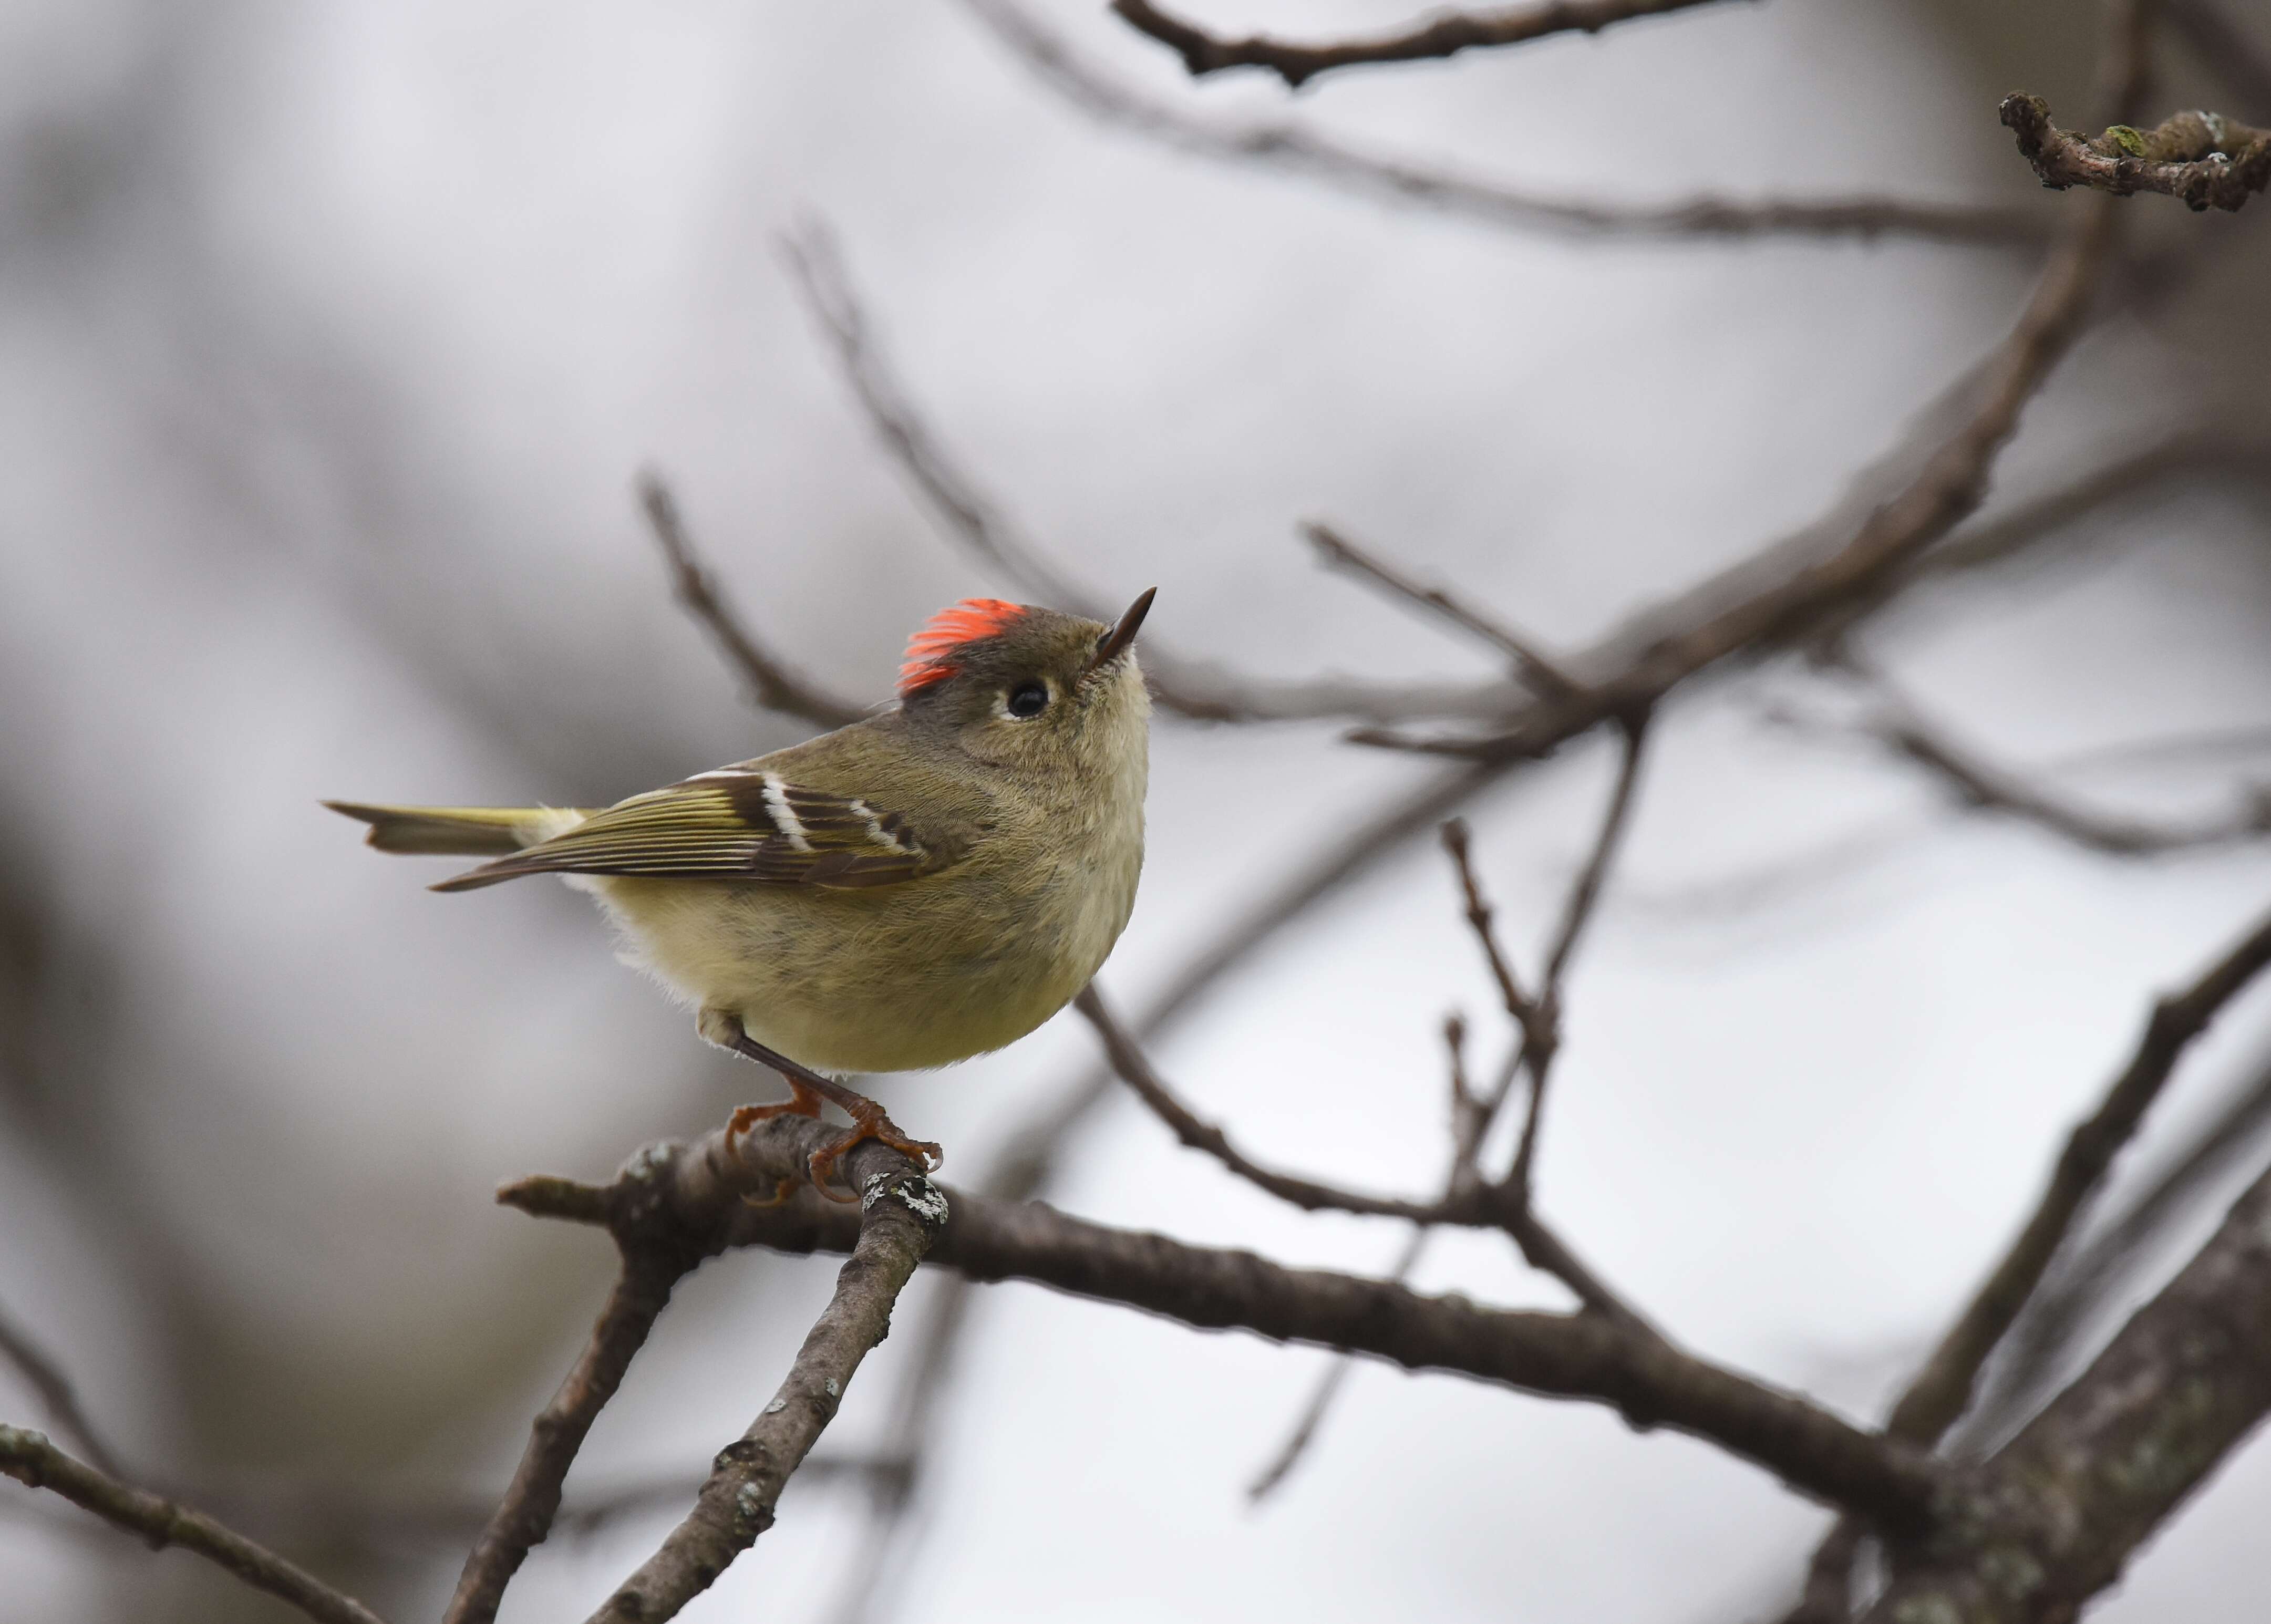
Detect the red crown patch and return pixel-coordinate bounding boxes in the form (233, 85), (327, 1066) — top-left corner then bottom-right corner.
(898, 598), (1026, 695)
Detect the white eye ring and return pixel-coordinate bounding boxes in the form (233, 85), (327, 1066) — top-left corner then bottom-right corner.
(999, 679), (1051, 720)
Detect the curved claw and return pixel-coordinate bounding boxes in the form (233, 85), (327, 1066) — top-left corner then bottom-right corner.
(725, 1093), (824, 1159)
(807, 1121), (946, 1202)
(738, 1176), (800, 1209)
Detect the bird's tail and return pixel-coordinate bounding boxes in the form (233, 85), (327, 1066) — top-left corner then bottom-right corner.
(323, 801), (591, 859)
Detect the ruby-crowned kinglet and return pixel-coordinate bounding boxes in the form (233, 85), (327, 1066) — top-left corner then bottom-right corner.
(327, 591), (1154, 1194)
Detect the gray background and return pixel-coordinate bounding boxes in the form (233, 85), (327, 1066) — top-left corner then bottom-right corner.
(4, 1), (2270, 1619)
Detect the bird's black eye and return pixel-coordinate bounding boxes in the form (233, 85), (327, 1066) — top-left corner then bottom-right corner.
(1006, 680), (1050, 719)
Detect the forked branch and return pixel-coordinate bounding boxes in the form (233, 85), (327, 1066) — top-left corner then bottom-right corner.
(580, 1157), (944, 1623)
(1306, 521), (1583, 699)
(1074, 984), (1462, 1224)
(1863, 1160), (2271, 1623)
(778, 219), (1514, 727)
(0, 1300), (126, 1478)
(1349, 186), (2119, 761)
(504, 1118), (1944, 1528)
(1886, 895), (2271, 1444)
(636, 471), (868, 730)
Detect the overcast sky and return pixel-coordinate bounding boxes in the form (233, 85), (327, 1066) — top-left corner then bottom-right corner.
(5, 2), (2271, 1620)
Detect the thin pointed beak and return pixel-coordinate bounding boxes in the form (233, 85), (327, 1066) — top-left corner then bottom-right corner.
(1084, 588), (1155, 680)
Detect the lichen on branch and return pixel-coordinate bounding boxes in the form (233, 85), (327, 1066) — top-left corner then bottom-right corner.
(2001, 92), (2271, 212)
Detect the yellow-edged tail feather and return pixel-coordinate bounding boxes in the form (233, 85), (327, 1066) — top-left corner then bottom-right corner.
(322, 802), (589, 861)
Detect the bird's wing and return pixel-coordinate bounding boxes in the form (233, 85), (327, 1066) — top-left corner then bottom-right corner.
(429, 768), (952, 893)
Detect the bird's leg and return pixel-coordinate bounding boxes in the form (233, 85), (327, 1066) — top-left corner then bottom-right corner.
(788, 1069), (945, 1201)
(700, 1010), (941, 1204)
(703, 1009), (824, 1205)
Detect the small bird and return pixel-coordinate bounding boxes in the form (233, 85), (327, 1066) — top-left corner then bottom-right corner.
(328, 591), (1154, 1197)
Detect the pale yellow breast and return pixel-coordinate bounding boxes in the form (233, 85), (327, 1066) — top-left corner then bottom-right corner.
(581, 775), (1143, 1074)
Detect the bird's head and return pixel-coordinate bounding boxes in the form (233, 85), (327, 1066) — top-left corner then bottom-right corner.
(896, 591), (1154, 778)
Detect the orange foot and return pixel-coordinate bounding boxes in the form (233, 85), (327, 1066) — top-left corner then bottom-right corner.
(719, 1028), (943, 1205)
(725, 1084), (824, 1206)
(806, 1101), (945, 1204)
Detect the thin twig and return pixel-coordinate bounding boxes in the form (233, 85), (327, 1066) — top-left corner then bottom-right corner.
(1443, 1013), (1485, 1183)
(444, 1230), (701, 1624)
(779, 219), (1513, 727)
(1085, 969), (1651, 1329)
(636, 471), (868, 729)
(1244, 1034), (1532, 1503)
(2002, 95), (2271, 214)
(1780, 904), (2271, 1621)
(1885, 896), (2271, 1444)
(1510, 713), (1654, 1194)
(0, 1299), (125, 1477)
(1541, 712), (1654, 992)
(1861, 1159), (2271, 1623)
(1250, 743), (1657, 1498)
(1854, 691), (2271, 858)
(136, 1458), (897, 1550)
(1306, 521), (1583, 698)
(1908, 433), (2271, 586)
(1112, 0), (1726, 89)
(1350, 185), (2120, 761)
(1243, 1225), (1427, 1502)
(581, 1157), (944, 1624)
(963, 0), (2052, 247)
(0, 1424), (390, 1624)
(1074, 984), (1463, 1224)
(1804, 430), (2271, 650)
(1441, 819), (1533, 1020)
(1957, 1044), (2271, 1451)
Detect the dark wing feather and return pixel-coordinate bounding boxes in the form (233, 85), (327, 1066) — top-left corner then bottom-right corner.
(429, 770), (938, 893)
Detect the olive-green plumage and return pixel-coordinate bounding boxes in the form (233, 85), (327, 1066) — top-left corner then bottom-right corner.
(327, 597), (1152, 1077)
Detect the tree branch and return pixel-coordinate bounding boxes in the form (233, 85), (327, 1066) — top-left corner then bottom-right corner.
(0, 1424), (389, 1624)
(1884, 896), (2271, 1446)
(0, 1299), (125, 1478)
(1441, 818), (1534, 1024)
(1495, 718), (1659, 1318)
(2003, 94), (2271, 213)
(444, 1214), (704, 1624)
(1349, 183), (2120, 761)
(1111, 0), (1725, 90)
(1856, 698), (2271, 858)
(1073, 983), (1462, 1223)
(1959, 1048), (2271, 1450)
(1778, 898), (2271, 1623)
(581, 1156), (944, 1624)
(778, 218), (1515, 727)
(962, 0), (2052, 247)
(635, 471), (869, 730)
(1900, 432), (2271, 593)
(505, 1118), (1945, 1529)
(1862, 1158), (2271, 1623)
(1305, 521), (1584, 698)
(1540, 711), (1653, 994)
(1248, 753), (1660, 1501)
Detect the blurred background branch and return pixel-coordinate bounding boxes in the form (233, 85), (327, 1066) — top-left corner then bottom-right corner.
(8, 0), (2271, 1620)
(1110, 0), (1726, 89)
